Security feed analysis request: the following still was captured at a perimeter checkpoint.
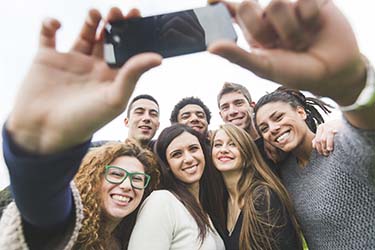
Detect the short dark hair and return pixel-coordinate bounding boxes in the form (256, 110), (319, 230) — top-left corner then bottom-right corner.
(127, 94), (159, 118)
(217, 82), (252, 108)
(169, 97), (211, 124)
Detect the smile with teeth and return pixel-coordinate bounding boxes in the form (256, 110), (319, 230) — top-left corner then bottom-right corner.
(276, 131), (290, 143)
(229, 117), (243, 122)
(183, 165), (198, 174)
(111, 194), (132, 203)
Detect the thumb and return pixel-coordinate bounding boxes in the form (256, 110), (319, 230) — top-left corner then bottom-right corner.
(209, 41), (273, 80)
(112, 53), (162, 105)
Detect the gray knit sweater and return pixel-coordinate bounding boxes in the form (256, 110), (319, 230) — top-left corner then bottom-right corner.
(280, 119), (375, 250)
(0, 182), (83, 250)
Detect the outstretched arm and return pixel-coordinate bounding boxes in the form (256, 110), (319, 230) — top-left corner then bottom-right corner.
(209, 0), (375, 130)
(6, 8), (162, 155)
(3, 7), (161, 235)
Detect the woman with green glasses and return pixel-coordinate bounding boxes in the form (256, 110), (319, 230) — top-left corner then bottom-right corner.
(1, 140), (159, 249)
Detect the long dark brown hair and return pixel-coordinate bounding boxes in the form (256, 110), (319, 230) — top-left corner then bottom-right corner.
(74, 140), (159, 249)
(212, 124), (302, 250)
(155, 124), (225, 243)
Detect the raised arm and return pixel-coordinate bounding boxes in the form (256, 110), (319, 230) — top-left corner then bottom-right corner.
(6, 9), (162, 155)
(209, 0), (375, 130)
(3, 7), (161, 232)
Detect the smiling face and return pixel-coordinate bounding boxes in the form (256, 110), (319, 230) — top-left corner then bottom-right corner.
(125, 99), (160, 145)
(101, 156), (146, 224)
(166, 132), (205, 186)
(219, 92), (253, 131)
(177, 104), (208, 135)
(212, 129), (242, 173)
(255, 101), (310, 153)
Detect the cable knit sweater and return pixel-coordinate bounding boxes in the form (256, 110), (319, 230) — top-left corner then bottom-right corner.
(0, 182), (83, 250)
(280, 119), (375, 250)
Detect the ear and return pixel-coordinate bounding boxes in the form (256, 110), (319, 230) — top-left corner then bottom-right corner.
(296, 106), (307, 120)
(250, 101), (256, 107)
(124, 117), (129, 128)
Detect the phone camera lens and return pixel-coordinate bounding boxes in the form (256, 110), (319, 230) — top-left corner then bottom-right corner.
(113, 35), (121, 44)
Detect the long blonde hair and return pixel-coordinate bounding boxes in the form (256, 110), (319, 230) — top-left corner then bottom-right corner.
(213, 124), (302, 250)
(73, 140), (159, 249)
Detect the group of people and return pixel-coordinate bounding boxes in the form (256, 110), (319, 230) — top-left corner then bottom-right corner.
(0, 0), (374, 250)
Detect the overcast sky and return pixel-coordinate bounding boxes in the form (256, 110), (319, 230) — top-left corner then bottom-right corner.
(1, 0), (375, 188)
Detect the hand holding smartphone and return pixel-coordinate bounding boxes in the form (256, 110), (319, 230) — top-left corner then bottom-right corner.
(104, 3), (237, 68)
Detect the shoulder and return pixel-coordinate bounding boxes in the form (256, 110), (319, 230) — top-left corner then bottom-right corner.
(0, 182), (84, 250)
(144, 190), (177, 203)
(89, 140), (119, 148)
(0, 202), (28, 249)
(337, 117), (375, 147)
(0, 186), (13, 218)
(139, 190), (180, 213)
(250, 184), (285, 212)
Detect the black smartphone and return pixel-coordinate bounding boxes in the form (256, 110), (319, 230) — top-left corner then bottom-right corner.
(104, 3), (237, 68)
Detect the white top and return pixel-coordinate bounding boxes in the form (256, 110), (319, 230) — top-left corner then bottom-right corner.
(128, 190), (225, 250)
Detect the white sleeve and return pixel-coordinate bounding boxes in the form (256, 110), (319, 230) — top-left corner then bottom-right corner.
(128, 190), (176, 250)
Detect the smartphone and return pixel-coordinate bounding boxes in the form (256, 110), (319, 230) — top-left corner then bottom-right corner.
(104, 3), (237, 68)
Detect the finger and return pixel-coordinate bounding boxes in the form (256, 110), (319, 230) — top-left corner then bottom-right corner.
(325, 129), (337, 151)
(237, 0), (279, 48)
(71, 9), (102, 55)
(112, 53), (162, 106)
(106, 7), (125, 22)
(96, 7), (125, 59)
(265, 0), (307, 50)
(209, 39), (326, 88)
(208, 0), (239, 18)
(125, 8), (141, 19)
(39, 18), (61, 49)
(313, 125), (325, 155)
(296, 0), (321, 26)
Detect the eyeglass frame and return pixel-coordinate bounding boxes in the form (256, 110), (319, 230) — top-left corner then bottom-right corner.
(104, 165), (151, 190)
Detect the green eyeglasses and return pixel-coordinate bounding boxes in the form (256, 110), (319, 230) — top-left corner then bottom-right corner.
(104, 165), (151, 190)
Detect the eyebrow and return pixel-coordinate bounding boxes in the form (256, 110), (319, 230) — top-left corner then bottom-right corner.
(269, 111), (278, 119)
(133, 107), (145, 112)
(258, 111), (277, 127)
(133, 107), (159, 113)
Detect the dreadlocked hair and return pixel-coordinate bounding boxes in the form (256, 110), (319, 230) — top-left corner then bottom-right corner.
(73, 140), (159, 250)
(254, 87), (333, 133)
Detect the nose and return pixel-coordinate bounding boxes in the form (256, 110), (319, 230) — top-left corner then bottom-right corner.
(190, 114), (199, 123)
(228, 105), (238, 116)
(269, 122), (281, 134)
(142, 114), (151, 123)
(119, 177), (132, 191)
(183, 152), (194, 164)
(220, 144), (229, 152)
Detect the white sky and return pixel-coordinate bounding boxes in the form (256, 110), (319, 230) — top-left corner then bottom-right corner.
(1, 0), (375, 189)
